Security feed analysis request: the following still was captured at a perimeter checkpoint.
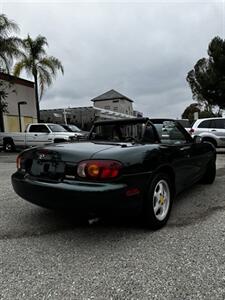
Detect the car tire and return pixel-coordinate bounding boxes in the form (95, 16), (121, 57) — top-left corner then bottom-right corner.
(3, 139), (15, 152)
(143, 173), (173, 230)
(201, 159), (216, 184)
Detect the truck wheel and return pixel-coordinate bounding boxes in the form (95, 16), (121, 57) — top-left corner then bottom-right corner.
(143, 173), (173, 230)
(3, 139), (15, 152)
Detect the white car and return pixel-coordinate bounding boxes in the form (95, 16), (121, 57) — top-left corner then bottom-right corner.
(190, 117), (225, 147)
(0, 123), (78, 152)
(60, 124), (89, 139)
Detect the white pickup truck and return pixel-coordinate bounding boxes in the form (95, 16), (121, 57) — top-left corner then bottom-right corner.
(0, 123), (80, 152)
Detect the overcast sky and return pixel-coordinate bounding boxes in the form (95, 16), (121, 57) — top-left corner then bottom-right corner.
(1, 0), (224, 118)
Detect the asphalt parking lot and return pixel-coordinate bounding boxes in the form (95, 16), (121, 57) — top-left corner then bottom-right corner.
(0, 152), (225, 300)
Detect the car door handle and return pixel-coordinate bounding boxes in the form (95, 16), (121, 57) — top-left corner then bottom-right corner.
(211, 130), (216, 132)
(34, 134), (38, 136)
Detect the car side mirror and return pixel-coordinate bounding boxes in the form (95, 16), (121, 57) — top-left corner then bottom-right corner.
(193, 136), (202, 144)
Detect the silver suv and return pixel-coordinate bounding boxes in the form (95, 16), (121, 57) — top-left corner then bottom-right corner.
(191, 117), (225, 147)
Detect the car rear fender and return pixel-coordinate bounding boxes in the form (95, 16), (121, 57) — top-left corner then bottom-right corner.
(146, 165), (176, 197)
(198, 132), (217, 139)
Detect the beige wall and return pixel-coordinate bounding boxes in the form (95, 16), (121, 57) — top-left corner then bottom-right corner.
(3, 115), (19, 132)
(5, 83), (36, 118)
(2, 79), (37, 132)
(3, 115), (38, 132)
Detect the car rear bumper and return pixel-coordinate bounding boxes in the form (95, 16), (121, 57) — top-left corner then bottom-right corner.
(11, 172), (143, 216)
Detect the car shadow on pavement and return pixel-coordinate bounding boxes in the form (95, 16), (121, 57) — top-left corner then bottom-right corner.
(0, 200), (149, 241)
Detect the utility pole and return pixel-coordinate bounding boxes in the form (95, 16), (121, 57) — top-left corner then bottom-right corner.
(63, 109), (67, 124)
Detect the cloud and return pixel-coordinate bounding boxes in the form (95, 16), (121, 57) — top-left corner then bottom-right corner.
(3, 0), (223, 118)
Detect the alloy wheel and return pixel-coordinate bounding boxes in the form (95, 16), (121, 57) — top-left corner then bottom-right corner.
(153, 179), (170, 221)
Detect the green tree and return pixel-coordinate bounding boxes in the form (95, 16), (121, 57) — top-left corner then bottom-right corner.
(182, 102), (222, 122)
(13, 35), (64, 122)
(182, 103), (200, 122)
(0, 80), (8, 131)
(187, 36), (225, 109)
(0, 14), (22, 72)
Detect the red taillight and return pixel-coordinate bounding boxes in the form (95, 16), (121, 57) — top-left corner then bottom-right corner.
(77, 160), (122, 180)
(189, 128), (194, 134)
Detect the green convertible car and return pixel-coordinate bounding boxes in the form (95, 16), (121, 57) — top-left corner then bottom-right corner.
(12, 117), (216, 229)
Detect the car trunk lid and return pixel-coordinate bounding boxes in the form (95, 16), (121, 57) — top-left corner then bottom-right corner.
(25, 142), (122, 180)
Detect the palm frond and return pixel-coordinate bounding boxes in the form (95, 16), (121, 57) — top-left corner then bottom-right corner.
(14, 33), (64, 102)
(38, 56), (64, 76)
(3, 36), (23, 48)
(35, 35), (48, 49)
(13, 61), (25, 77)
(0, 14), (19, 37)
(37, 65), (53, 98)
(23, 34), (48, 60)
(13, 57), (33, 78)
(0, 14), (21, 72)
(0, 37), (23, 58)
(0, 53), (10, 72)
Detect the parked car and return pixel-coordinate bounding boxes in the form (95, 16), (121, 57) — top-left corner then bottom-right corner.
(0, 123), (78, 152)
(190, 117), (225, 148)
(60, 124), (89, 139)
(12, 118), (216, 229)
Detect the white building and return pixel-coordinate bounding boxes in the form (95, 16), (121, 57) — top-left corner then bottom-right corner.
(40, 106), (135, 131)
(91, 89), (134, 116)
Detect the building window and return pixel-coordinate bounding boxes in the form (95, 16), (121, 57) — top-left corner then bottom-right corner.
(113, 99), (119, 103)
(104, 106), (110, 110)
(114, 107), (118, 111)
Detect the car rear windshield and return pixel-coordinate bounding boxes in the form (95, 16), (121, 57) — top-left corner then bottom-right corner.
(90, 122), (146, 142)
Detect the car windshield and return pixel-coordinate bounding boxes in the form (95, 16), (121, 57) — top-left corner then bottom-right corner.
(68, 125), (81, 132)
(49, 124), (67, 132)
(90, 121), (146, 143)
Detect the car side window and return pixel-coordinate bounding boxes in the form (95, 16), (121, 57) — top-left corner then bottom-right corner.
(198, 120), (211, 128)
(29, 125), (49, 133)
(39, 125), (50, 133)
(29, 125), (38, 132)
(156, 121), (187, 145)
(211, 119), (225, 129)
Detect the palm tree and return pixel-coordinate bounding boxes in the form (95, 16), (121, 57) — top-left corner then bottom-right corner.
(0, 14), (22, 72)
(13, 35), (64, 122)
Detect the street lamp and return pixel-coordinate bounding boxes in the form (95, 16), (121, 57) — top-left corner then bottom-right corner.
(18, 101), (27, 132)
